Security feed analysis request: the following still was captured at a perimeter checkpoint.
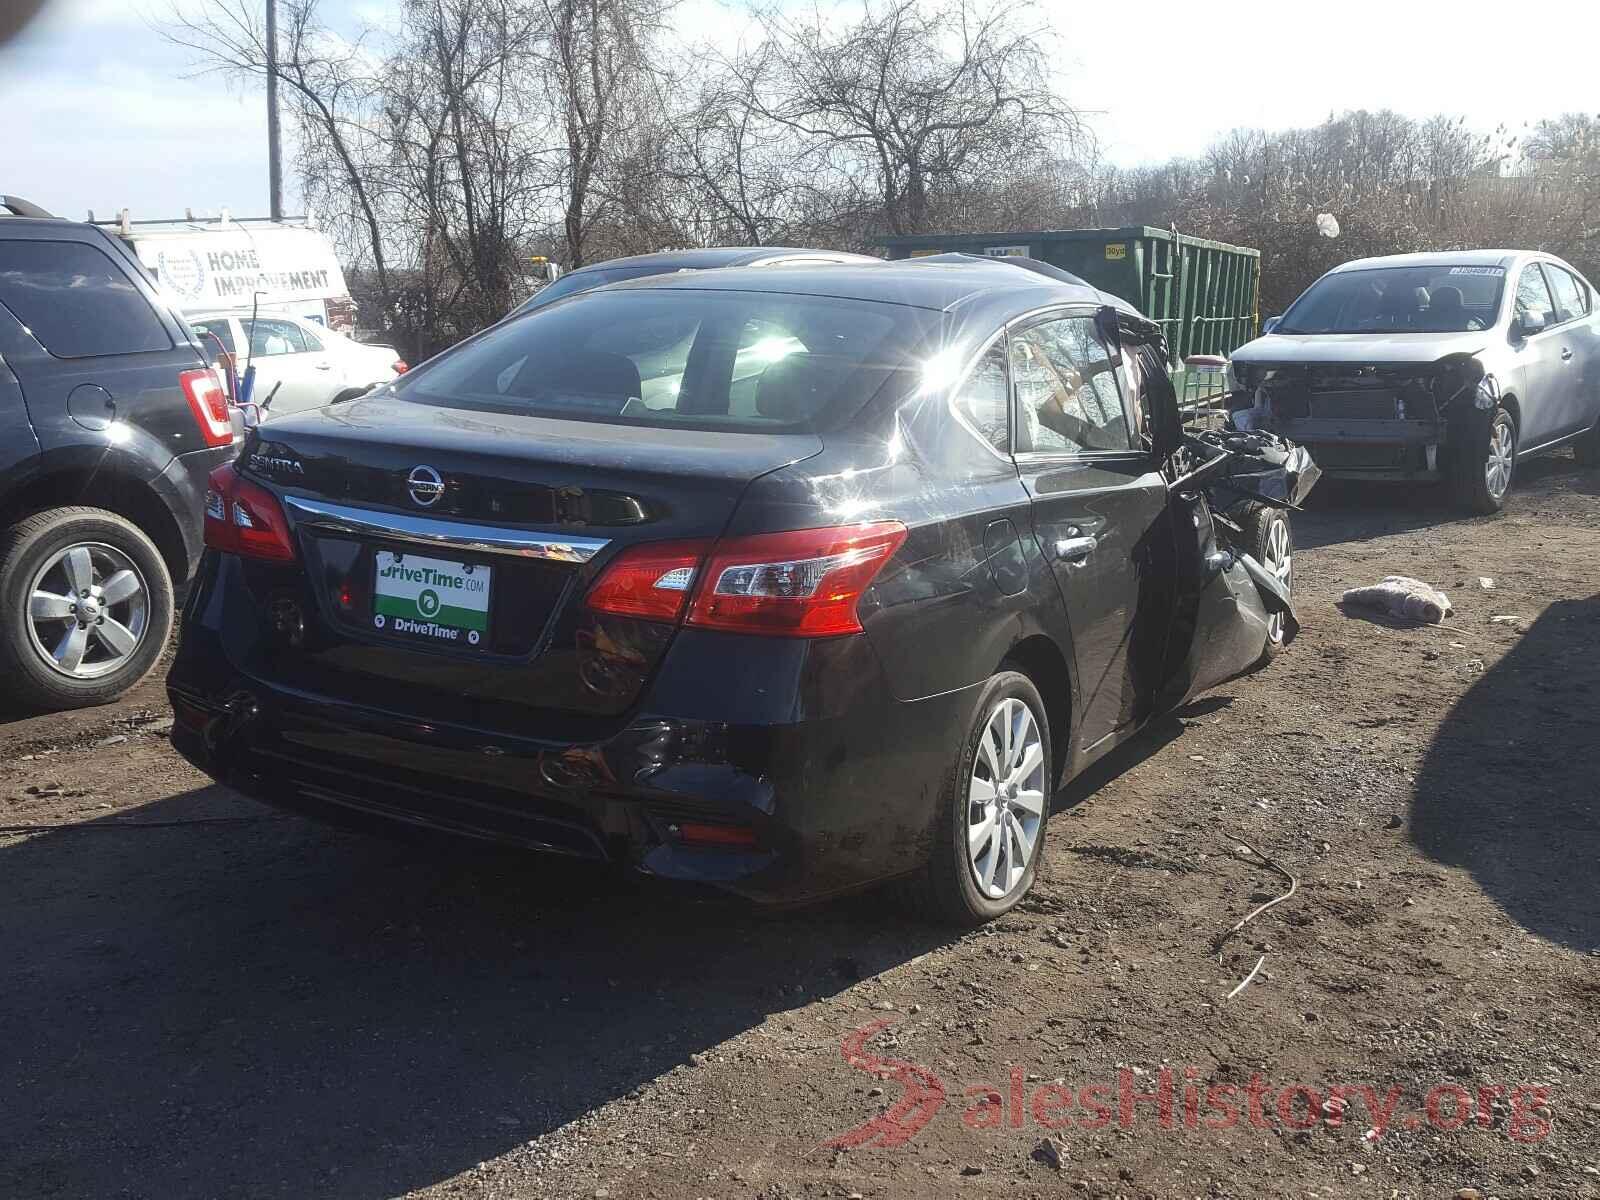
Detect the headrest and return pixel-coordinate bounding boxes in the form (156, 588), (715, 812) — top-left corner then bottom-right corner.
(754, 354), (834, 423)
(544, 351), (641, 401)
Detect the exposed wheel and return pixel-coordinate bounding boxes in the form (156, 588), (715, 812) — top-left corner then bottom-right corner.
(0, 507), (174, 711)
(1452, 404), (1516, 514)
(1238, 503), (1293, 668)
(903, 670), (1051, 925)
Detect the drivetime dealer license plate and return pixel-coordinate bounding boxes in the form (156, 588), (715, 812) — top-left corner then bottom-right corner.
(372, 550), (491, 649)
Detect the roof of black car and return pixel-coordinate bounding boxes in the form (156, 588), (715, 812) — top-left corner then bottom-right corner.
(610, 255), (1109, 313)
(567, 246), (864, 274)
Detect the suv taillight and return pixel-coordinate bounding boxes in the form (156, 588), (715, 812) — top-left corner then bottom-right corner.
(204, 463), (297, 562)
(586, 522), (906, 637)
(180, 367), (233, 448)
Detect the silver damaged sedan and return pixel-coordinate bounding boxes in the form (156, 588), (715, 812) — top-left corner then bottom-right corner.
(1227, 250), (1600, 511)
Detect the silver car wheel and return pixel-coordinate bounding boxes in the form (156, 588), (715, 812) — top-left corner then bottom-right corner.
(1263, 515), (1292, 645)
(26, 542), (150, 680)
(967, 696), (1046, 901)
(1485, 415), (1515, 501)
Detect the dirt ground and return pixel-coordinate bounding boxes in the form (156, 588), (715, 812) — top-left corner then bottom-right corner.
(3, 456), (1598, 1200)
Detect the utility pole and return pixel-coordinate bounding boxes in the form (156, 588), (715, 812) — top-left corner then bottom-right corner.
(266, 0), (284, 220)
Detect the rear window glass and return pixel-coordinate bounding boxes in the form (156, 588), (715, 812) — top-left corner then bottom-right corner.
(402, 289), (937, 432)
(1545, 265), (1589, 324)
(192, 318), (236, 354)
(0, 239), (171, 357)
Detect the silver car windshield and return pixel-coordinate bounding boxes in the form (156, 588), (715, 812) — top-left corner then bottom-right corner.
(1278, 265), (1506, 335)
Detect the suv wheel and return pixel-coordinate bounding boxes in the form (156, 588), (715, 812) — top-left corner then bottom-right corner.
(0, 507), (174, 710)
(902, 670), (1051, 925)
(1452, 404), (1516, 514)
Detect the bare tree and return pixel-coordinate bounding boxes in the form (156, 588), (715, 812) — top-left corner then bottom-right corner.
(541, 0), (668, 266)
(384, 0), (551, 332)
(164, 1), (398, 296)
(731, 0), (1087, 237)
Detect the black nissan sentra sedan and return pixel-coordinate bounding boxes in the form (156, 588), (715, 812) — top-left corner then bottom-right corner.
(169, 257), (1309, 923)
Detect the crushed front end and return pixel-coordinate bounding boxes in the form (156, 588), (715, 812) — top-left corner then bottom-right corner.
(1226, 354), (1490, 481)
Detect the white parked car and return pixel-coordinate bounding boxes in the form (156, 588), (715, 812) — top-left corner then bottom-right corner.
(1228, 250), (1600, 512)
(189, 311), (406, 420)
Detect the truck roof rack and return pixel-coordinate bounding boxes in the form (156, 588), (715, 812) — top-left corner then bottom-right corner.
(1, 195), (58, 219)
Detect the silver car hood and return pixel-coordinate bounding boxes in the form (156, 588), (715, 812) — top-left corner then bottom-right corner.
(1231, 331), (1489, 366)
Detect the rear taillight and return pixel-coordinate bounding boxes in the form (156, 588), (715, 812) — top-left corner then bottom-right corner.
(585, 521), (906, 638)
(180, 367), (233, 448)
(393, 359), (409, 374)
(584, 540), (706, 622)
(672, 822), (758, 849)
(688, 523), (907, 636)
(203, 463), (297, 562)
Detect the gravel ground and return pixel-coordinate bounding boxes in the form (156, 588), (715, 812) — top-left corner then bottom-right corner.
(2, 454), (1597, 1200)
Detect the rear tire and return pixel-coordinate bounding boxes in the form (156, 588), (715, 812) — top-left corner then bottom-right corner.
(1451, 403), (1516, 514)
(900, 670), (1051, 926)
(0, 507), (174, 711)
(1237, 503), (1293, 669)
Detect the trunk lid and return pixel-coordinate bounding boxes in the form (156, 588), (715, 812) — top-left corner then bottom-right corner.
(237, 394), (823, 732)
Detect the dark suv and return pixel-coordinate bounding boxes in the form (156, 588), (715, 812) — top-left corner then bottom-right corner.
(0, 199), (237, 709)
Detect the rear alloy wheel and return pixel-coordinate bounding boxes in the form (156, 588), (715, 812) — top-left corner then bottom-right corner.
(1453, 404), (1517, 514)
(966, 696), (1047, 901)
(904, 670), (1051, 924)
(0, 507), (173, 710)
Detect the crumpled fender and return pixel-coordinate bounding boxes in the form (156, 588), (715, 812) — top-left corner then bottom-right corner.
(1181, 428), (1317, 640)
(1238, 549), (1299, 639)
(1192, 429), (1323, 512)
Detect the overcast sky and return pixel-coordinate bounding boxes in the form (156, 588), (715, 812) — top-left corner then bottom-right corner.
(3, 0), (1596, 223)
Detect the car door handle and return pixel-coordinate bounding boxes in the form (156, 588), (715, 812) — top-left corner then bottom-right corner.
(1055, 535), (1097, 563)
(1561, 347), (1574, 361)
(314, 361), (334, 370)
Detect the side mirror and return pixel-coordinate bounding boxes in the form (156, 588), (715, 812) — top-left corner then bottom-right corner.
(1095, 305), (1123, 366)
(1514, 310), (1547, 338)
(1261, 315), (1282, 334)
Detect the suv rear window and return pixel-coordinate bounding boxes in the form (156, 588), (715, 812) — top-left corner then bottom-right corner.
(0, 239), (172, 358)
(402, 288), (937, 432)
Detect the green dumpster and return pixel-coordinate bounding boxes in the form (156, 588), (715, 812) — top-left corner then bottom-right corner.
(876, 226), (1260, 400)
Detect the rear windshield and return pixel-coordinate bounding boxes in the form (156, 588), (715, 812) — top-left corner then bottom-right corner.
(1278, 265), (1507, 335)
(402, 288), (937, 432)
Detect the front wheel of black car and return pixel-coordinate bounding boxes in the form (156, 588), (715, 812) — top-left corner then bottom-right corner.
(0, 507), (174, 711)
(906, 670), (1052, 925)
(1239, 503), (1293, 669)
(1452, 404), (1517, 514)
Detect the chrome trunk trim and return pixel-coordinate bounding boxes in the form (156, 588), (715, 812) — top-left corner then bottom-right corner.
(283, 495), (609, 563)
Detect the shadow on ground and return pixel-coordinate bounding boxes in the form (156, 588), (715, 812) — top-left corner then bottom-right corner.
(0, 788), (950, 1199)
(1410, 593), (1600, 953)
(1293, 451), (1597, 552)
